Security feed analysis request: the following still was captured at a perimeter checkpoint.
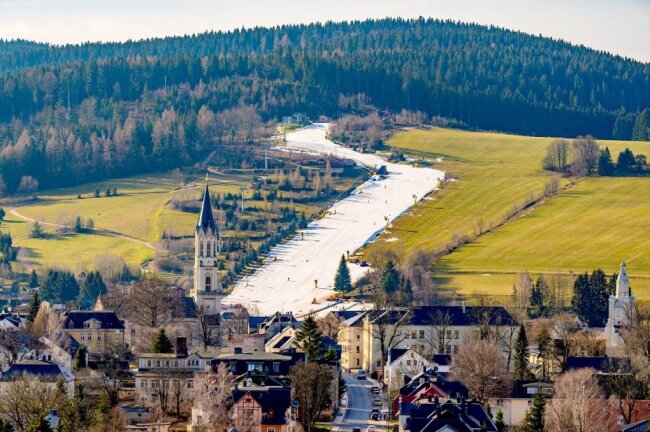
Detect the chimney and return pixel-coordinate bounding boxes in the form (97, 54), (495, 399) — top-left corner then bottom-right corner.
(234, 347), (243, 354)
(461, 301), (466, 314)
(398, 396), (403, 414)
(427, 394), (432, 403)
(176, 337), (188, 357)
(434, 396), (440, 409)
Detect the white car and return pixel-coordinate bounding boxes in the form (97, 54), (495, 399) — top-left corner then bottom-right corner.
(356, 370), (367, 380)
(367, 426), (377, 432)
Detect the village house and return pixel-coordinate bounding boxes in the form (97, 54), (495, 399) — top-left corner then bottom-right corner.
(61, 310), (125, 356)
(0, 359), (76, 394)
(339, 306), (517, 373)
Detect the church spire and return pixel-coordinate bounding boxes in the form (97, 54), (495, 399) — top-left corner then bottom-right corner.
(197, 181), (217, 234)
(616, 260), (630, 298)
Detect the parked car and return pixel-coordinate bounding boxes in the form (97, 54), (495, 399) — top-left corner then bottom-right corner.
(353, 428), (361, 432)
(370, 386), (380, 395)
(357, 370), (367, 380)
(367, 426), (377, 432)
(372, 396), (382, 406)
(370, 409), (380, 421)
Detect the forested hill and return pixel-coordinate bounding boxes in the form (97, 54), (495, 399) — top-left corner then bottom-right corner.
(0, 18), (648, 193)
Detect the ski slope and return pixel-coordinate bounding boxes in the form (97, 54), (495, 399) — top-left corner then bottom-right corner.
(224, 124), (444, 315)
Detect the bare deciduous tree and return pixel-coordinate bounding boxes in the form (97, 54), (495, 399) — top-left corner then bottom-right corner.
(290, 362), (335, 432)
(193, 305), (222, 351)
(450, 339), (510, 402)
(317, 313), (342, 342)
(552, 313), (579, 372)
(0, 329), (41, 368)
(545, 368), (608, 432)
(0, 375), (66, 431)
(424, 310), (452, 358)
(542, 139), (570, 173)
(129, 274), (182, 328)
(365, 303), (411, 368)
(193, 363), (235, 431)
(570, 135), (600, 177)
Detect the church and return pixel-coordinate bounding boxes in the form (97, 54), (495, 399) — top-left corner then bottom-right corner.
(190, 182), (222, 315)
(603, 261), (636, 355)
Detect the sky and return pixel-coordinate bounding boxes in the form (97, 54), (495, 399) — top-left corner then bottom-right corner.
(0, 0), (649, 62)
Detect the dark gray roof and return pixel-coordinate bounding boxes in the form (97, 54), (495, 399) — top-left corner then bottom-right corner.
(197, 184), (217, 234)
(375, 306), (516, 327)
(63, 311), (124, 330)
(1, 360), (74, 382)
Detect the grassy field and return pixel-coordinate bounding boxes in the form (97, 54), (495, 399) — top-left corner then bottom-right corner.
(4, 158), (362, 274)
(367, 127), (650, 300)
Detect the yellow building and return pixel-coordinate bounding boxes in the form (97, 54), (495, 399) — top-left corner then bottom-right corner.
(62, 311), (125, 355)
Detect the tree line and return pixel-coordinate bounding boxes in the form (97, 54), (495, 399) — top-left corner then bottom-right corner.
(0, 19), (648, 194)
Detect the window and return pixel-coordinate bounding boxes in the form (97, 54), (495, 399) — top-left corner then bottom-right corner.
(419, 330), (424, 339)
(453, 345), (459, 354)
(81, 335), (85, 341)
(207, 242), (212, 257)
(97, 336), (101, 341)
(355, 346), (360, 354)
(268, 428), (275, 432)
(247, 362), (262, 372)
(356, 359), (360, 366)
(411, 331), (417, 339)
(84, 322), (90, 329)
(205, 276), (212, 292)
(187, 380), (193, 389)
(229, 361), (237, 372)
(147, 361), (152, 367)
(446, 330), (452, 339)
(273, 362), (280, 373)
(445, 345), (452, 355)
(356, 335), (360, 340)
(141, 380), (148, 388)
(454, 330), (459, 339)
(87, 334), (92, 341)
(406, 360), (411, 366)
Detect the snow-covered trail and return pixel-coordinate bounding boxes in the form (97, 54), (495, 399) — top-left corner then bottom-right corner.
(224, 124), (444, 315)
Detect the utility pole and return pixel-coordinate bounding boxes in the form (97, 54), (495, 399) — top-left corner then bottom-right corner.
(265, 144), (269, 170)
(240, 186), (248, 212)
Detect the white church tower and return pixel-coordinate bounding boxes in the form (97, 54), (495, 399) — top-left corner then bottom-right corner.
(604, 261), (636, 355)
(191, 182), (221, 314)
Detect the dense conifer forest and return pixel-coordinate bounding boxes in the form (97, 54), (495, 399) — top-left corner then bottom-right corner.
(0, 18), (648, 193)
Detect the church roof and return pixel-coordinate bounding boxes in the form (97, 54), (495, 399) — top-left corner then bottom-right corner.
(197, 183), (218, 234)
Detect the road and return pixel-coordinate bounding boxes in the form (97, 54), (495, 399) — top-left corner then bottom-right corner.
(334, 372), (390, 432)
(225, 123), (444, 315)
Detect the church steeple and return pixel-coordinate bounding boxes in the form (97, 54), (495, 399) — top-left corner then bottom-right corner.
(616, 260), (630, 298)
(192, 178), (221, 314)
(197, 183), (218, 235)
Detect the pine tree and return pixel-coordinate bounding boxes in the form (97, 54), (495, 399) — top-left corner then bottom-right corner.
(572, 270), (609, 327)
(513, 324), (530, 381)
(77, 271), (107, 309)
(524, 392), (546, 431)
(334, 255), (352, 293)
(74, 346), (87, 370)
(381, 260), (400, 294)
(632, 109), (649, 141)
(26, 291), (41, 323)
(152, 328), (174, 353)
(29, 269), (38, 288)
(74, 216), (83, 233)
(612, 112), (634, 140)
(597, 147), (614, 176)
(494, 408), (505, 432)
(30, 221), (44, 238)
(294, 314), (325, 362)
(537, 325), (552, 381)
